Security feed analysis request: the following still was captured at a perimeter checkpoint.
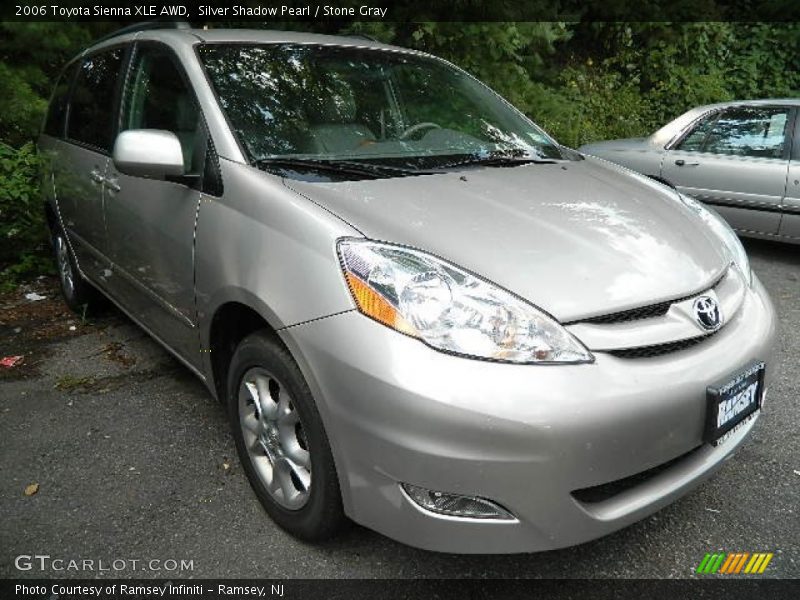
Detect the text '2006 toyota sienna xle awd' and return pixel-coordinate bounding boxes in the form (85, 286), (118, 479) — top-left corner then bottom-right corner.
(38, 25), (777, 553)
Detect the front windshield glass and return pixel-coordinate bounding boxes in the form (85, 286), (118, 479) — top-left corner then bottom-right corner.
(198, 43), (567, 170)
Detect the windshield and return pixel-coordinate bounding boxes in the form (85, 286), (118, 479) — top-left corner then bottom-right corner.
(198, 43), (568, 173)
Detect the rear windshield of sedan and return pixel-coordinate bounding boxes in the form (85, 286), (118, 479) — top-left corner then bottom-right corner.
(198, 43), (566, 169)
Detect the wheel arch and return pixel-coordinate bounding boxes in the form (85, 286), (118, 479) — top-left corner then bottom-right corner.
(205, 297), (286, 403)
(204, 296), (355, 515)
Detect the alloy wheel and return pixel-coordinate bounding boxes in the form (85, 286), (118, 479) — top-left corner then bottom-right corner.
(238, 367), (312, 510)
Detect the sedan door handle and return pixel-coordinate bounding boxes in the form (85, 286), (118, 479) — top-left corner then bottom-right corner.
(89, 169), (105, 183)
(104, 178), (121, 193)
(674, 159), (700, 167)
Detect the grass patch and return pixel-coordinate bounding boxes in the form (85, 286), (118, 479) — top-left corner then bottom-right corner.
(54, 374), (94, 391)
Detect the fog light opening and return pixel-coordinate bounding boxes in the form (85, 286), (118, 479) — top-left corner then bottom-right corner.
(401, 483), (516, 520)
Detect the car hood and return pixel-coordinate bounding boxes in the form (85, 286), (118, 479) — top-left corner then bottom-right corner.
(285, 159), (729, 322)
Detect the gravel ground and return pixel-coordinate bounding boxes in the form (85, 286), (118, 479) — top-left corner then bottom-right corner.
(1, 238), (797, 579)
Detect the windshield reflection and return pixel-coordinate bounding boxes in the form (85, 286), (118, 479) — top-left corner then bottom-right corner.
(199, 43), (566, 175)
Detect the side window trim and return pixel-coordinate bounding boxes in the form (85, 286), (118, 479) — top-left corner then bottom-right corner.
(781, 107), (797, 161)
(791, 107), (800, 162)
(114, 42), (139, 140)
(43, 60), (79, 139)
(61, 57), (83, 143)
(64, 42), (132, 156)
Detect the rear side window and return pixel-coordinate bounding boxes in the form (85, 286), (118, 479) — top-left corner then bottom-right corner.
(43, 63), (77, 138)
(67, 47), (124, 151)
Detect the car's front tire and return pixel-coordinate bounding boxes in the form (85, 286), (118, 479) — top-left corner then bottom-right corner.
(227, 330), (346, 541)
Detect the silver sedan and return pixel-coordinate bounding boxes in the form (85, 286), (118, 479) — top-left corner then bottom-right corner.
(580, 100), (800, 244)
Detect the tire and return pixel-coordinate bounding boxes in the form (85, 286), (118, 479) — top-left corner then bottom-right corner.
(51, 226), (103, 315)
(227, 330), (346, 541)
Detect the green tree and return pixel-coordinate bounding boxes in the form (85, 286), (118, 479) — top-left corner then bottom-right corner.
(1, 19), (800, 285)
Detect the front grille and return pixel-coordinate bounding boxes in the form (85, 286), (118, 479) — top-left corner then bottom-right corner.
(607, 333), (716, 359)
(577, 273), (726, 326)
(579, 297), (687, 325)
(571, 445), (703, 504)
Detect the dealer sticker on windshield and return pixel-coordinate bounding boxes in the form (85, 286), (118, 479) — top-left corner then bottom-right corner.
(704, 361), (765, 446)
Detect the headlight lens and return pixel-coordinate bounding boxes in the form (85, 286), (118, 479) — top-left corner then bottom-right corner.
(678, 193), (752, 285)
(337, 239), (593, 364)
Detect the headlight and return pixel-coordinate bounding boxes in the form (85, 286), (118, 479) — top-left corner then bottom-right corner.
(337, 239), (593, 364)
(678, 193), (752, 285)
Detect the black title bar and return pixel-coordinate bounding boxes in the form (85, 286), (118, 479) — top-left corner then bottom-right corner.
(3, 579), (800, 600)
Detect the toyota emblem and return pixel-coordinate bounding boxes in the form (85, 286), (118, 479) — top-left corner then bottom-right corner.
(693, 296), (722, 331)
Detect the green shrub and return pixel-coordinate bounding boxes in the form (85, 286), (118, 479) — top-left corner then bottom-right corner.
(0, 142), (53, 290)
(534, 63), (653, 147)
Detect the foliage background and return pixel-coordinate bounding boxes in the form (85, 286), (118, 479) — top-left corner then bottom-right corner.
(1, 19), (799, 287)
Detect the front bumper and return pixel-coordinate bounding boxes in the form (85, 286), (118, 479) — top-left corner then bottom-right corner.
(281, 275), (777, 553)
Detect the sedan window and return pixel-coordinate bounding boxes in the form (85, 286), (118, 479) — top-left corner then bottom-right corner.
(703, 107), (790, 159)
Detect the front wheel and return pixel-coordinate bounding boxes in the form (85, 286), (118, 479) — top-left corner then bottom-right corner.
(227, 331), (346, 540)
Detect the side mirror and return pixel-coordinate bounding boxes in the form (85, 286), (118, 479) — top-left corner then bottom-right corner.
(112, 129), (185, 179)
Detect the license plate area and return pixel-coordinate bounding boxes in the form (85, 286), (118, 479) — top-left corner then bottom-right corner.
(704, 361), (765, 446)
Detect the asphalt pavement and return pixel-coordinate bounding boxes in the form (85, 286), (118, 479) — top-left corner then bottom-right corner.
(1, 238), (798, 579)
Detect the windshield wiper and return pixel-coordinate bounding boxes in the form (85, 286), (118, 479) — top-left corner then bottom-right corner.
(437, 151), (560, 171)
(254, 157), (438, 178)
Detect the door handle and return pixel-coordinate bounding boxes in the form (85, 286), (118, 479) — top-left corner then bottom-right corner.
(674, 159), (700, 167)
(89, 169), (105, 183)
(104, 178), (121, 193)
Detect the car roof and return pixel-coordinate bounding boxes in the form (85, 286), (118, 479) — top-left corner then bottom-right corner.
(188, 28), (399, 49)
(82, 26), (408, 57)
(694, 98), (800, 110)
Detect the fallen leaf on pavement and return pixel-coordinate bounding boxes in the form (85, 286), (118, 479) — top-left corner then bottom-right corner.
(24, 483), (39, 496)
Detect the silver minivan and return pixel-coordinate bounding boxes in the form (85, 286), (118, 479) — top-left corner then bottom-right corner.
(40, 25), (777, 553)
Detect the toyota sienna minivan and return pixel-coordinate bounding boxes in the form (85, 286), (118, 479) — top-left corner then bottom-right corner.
(39, 24), (777, 553)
